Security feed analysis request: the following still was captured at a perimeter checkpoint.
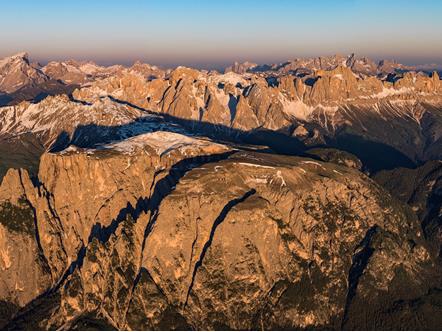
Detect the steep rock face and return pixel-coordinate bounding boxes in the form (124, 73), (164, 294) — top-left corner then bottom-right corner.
(0, 131), (232, 329)
(245, 81), (292, 130)
(160, 67), (205, 121)
(42, 61), (93, 85)
(302, 98), (442, 167)
(394, 71), (441, 93)
(0, 166), (68, 284)
(309, 66), (361, 104)
(35, 132), (231, 266)
(0, 169), (52, 322)
(1, 139), (439, 330)
(73, 70), (168, 111)
(128, 61), (165, 80)
(347, 55), (378, 75)
(377, 59), (412, 75)
(231, 95), (260, 130)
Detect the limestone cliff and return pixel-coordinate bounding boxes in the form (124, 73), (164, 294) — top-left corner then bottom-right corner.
(1, 132), (440, 329)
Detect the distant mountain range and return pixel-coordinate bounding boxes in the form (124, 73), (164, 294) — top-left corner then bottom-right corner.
(1, 52), (441, 105)
(225, 54), (442, 76)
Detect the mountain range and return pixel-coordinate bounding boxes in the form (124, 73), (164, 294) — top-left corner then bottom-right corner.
(0, 52), (441, 330)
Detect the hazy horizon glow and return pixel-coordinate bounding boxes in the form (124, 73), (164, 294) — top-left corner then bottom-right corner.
(1, 0), (442, 69)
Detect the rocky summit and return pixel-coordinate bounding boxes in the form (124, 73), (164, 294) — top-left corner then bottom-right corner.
(0, 52), (441, 330)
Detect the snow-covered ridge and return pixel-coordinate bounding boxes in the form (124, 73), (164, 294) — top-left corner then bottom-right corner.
(97, 131), (228, 156)
(0, 95), (147, 145)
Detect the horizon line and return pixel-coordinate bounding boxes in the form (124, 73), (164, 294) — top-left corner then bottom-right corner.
(2, 50), (442, 72)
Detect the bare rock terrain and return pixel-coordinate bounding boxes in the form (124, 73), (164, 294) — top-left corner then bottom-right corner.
(0, 52), (441, 329)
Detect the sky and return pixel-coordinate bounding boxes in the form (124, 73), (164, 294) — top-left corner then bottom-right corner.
(1, 0), (441, 69)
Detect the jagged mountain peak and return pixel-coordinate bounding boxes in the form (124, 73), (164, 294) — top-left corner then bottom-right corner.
(0, 52), (50, 95)
(223, 53), (419, 77)
(0, 52), (30, 67)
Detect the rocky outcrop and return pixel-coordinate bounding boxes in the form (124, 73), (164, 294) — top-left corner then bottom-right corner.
(377, 59), (413, 75)
(129, 61), (165, 80)
(65, 57), (442, 168)
(0, 130), (232, 328)
(0, 169), (52, 324)
(0, 133), (440, 329)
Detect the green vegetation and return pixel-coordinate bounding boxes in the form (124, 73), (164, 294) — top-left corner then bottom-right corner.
(0, 197), (35, 235)
(307, 147), (362, 170)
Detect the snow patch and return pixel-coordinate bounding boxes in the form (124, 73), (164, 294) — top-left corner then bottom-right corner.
(363, 87), (414, 99)
(280, 96), (314, 121)
(301, 161), (326, 170)
(101, 131), (226, 156)
(276, 170), (286, 187)
(211, 72), (248, 86)
(237, 162), (275, 169)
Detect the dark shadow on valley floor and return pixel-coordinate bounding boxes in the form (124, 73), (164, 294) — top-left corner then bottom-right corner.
(0, 94), (419, 184)
(50, 96), (417, 174)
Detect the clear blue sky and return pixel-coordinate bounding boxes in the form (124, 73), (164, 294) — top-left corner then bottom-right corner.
(1, 0), (441, 68)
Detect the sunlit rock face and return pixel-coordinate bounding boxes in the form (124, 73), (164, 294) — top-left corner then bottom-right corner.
(0, 52), (441, 330)
(1, 141), (440, 329)
(0, 53), (48, 94)
(67, 54), (442, 166)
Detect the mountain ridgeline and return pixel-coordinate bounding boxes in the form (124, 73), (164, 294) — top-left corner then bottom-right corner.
(0, 52), (441, 330)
